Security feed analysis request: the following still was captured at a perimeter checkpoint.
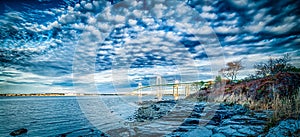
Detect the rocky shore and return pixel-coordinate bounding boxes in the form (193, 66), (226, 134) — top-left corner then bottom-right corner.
(128, 99), (300, 137)
(128, 100), (177, 122)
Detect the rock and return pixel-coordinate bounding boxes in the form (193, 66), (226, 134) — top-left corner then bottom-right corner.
(134, 101), (272, 136)
(190, 111), (205, 118)
(266, 119), (300, 137)
(214, 110), (233, 120)
(229, 125), (244, 129)
(184, 127), (212, 137)
(211, 133), (226, 137)
(253, 112), (269, 120)
(215, 110), (228, 114)
(179, 126), (197, 130)
(205, 125), (217, 130)
(182, 118), (200, 126)
(167, 132), (182, 137)
(235, 106), (248, 114)
(151, 104), (160, 111)
(10, 128), (28, 136)
(221, 119), (245, 125)
(192, 104), (205, 113)
(215, 125), (237, 136)
(157, 100), (176, 104)
(247, 119), (266, 125)
(231, 132), (247, 137)
(230, 115), (255, 121)
(208, 120), (219, 126)
(174, 127), (189, 132)
(250, 125), (265, 133)
(237, 126), (258, 136)
(221, 114), (267, 126)
(132, 100), (176, 122)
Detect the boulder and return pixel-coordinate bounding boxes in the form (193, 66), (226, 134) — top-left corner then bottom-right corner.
(237, 126), (258, 136)
(10, 128), (28, 136)
(182, 118), (200, 126)
(230, 115), (255, 121)
(266, 119), (300, 137)
(215, 125), (237, 136)
(221, 119), (245, 126)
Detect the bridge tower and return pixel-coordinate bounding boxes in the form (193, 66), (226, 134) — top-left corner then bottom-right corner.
(138, 82), (142, 97)
(156, 75), (163, 101)
(173, 80), (179, 100)
(185, 84), (190, 97)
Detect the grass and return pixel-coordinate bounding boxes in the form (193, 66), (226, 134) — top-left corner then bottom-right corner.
(207, 86), (300, 133)
(272, 88), (300, 120)
(263, 88), (300, 132)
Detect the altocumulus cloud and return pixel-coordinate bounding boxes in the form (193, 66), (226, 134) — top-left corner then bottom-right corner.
(0, 0), (299, 93)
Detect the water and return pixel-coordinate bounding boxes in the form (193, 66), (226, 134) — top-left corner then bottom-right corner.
(0, 96), (93, 137)
(0, 95), (181, 137)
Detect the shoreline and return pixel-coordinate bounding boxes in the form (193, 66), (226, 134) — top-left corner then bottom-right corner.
(0, 93), (183, 97)
(129, 99), (299, 136)
(0, 93), (115, 97)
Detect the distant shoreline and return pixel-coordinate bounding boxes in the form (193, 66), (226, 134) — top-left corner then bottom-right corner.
(0, 93), (121, 97)
(0, 93), (178, 97)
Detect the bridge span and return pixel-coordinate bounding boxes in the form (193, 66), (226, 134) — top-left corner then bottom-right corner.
(133, 82), (194, 100)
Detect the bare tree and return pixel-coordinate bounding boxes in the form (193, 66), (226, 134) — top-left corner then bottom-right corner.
(219, 60), (244, 81)
(254, 53), (292, 77)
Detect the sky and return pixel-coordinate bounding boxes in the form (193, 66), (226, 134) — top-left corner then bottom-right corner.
(0, 0), (299, 94)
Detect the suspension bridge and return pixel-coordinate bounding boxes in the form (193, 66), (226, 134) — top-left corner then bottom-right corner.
(132, 76), (202, 100)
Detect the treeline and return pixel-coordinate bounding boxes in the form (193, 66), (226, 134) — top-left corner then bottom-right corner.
(219, 53), (300, 82)
(0, 93), (66, 96)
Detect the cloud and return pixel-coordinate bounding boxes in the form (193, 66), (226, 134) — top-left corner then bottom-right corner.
(84, 3), (93, 10)
(202, 5), (213, 12)
(227, 0), (248, 8)
(0, 0), (299, 93)
(200, 12), (217, 20)
(151, 3), (168, 18)
(214, 26), (240, 34)
(224, 35), (238, 42)
(0, 68), (74, 93)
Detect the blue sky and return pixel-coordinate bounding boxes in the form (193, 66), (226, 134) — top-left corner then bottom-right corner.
(0, 0), (299, 94)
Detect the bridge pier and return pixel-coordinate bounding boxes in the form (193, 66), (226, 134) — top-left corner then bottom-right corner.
(173, 80), (179, 100)
(185, 84), (190, 97)
(135, 80), (193, 100)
